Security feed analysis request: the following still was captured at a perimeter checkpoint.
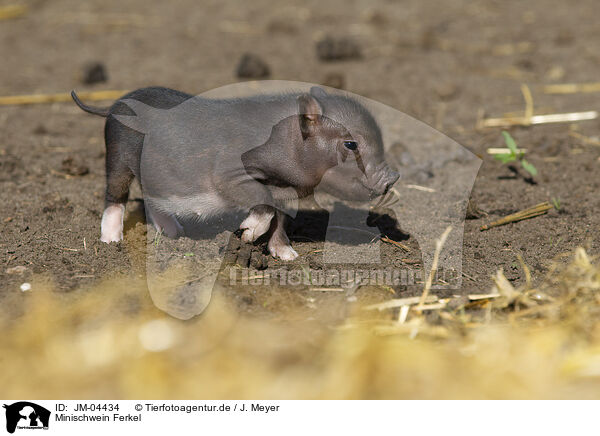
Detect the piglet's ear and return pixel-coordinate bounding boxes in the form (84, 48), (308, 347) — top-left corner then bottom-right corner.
(297, 93), (323, 140)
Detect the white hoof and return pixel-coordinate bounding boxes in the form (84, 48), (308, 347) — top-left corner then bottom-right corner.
(269, 242), (298, 261)
(100, 204), (125, 243)
(240, 210), (273, 243)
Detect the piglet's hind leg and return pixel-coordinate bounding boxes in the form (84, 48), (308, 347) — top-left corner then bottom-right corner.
(101, 203), (125, 243)
(146, 206), (184, 238)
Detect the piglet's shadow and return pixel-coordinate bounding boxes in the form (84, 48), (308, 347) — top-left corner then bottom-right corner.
(288, 202), (409, 245)
(127, 198), (409, 246)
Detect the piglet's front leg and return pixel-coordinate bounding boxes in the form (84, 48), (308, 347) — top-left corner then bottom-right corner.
(222, 170), (297, 260)
(267, 210), (298, 261)
(239, 205), (274, 243)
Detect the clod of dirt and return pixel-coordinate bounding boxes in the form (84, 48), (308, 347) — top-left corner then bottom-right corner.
(420, 28), (439, 50)
(0, 153), (24, 181)
(322, 72), (345, 89)
(82, 62), (108, 85)
(61, 157), (89, 176)
(41, 196), (71, 214)
(236, 54), (271, 79)
(222, 235), (242, 266)
(236, 244), (253, 267)
(515, 58), (534, 71)
(316, 36), (361, 61)
(266, 19), (298, 34)
(250, 251), (269, 270)
(466, 199), (487, 220)
(554, 29), (574, 46)
(389, 141), (437, 183)
(434, 82), (459, 101)
(363, 10), (387, 26)
(32, 124), (48, 135)
(537, 137), (565, 157)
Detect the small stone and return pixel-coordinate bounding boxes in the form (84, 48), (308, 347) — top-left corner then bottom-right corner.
(20, 282), (31, 292)
(6, 265), (27, 275)
(515, 58), (534, 71)
(420, 28), (438, 50)
(322, 72), (346, 89)
(434, 82), (459, 101)
(316, 36), (361, 61)
(236, 54), (271, 79)
(82, 62), (108, 85)
(554, 29), (574, 46)
(413, 169), (434, 183)
(61, 157), (89, 176)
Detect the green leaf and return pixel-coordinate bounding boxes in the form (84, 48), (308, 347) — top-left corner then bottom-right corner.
(502, 131), (518, 156)
(521, 159), (538, 176)
(494, 153), (515, 164)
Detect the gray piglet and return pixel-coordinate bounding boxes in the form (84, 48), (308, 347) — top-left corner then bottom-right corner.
(72, 86), (399, 260)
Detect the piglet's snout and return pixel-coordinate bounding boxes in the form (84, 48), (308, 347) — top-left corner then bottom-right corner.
(382, 169), (400, 194)
(368, 164), (400, 196)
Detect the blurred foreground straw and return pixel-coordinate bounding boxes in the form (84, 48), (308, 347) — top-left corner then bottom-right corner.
(0, 4), (27, 20)
(2, 245), (600, 398)
(0, 90), (129, 106)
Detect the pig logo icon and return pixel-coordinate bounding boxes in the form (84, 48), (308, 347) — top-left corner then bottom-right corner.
(3, 402), (50, 433)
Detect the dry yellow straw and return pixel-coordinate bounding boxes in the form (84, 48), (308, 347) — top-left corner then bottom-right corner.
(380, 236), (410, 252)
(416, 226), (452, 311)
(521, 83), (534, 121)
(480, 111), (599, 128)
(0, 90), (129, 106)
(478, 83), (599, 128)
(543, 83), (600, 94)
(363, 295), (438, 311)
(569, 131), (600, 146)
(487, 147), (528, 155)
(480, 202), (553, 231)
(0, 4), (27, 20)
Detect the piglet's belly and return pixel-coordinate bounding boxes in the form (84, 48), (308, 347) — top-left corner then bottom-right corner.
(146, 193), (229, 220)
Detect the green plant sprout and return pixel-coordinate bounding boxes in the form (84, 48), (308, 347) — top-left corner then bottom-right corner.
(495, 131), (538, 177)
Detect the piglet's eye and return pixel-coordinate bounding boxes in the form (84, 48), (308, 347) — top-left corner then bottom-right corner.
(344, 140), (358, 151)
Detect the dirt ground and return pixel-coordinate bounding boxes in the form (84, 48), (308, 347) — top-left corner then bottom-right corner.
(1, 0), (599, 317)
